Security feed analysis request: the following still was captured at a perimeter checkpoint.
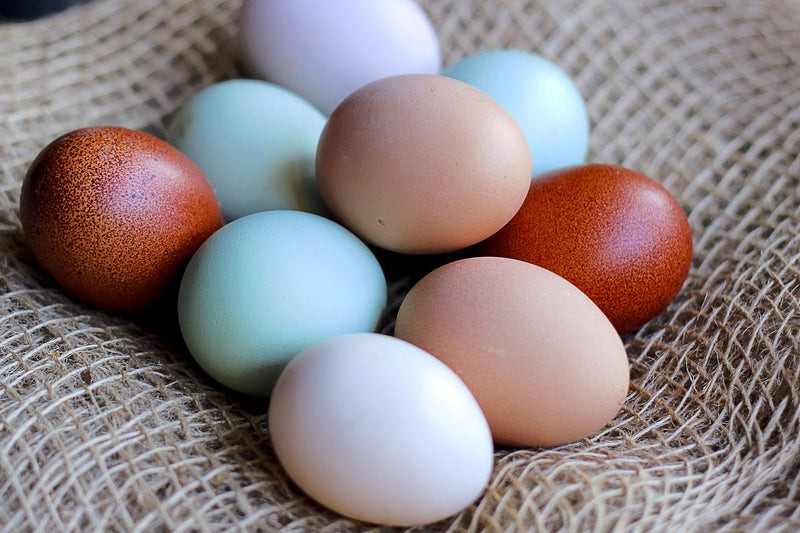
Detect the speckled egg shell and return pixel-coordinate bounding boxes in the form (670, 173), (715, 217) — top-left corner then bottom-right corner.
(477, 163), (693, 334)
(20, 126), (224, 313)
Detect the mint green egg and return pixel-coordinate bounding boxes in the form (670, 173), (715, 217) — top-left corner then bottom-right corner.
(177, 210), (387, 397)
(166, 79), (328, 221)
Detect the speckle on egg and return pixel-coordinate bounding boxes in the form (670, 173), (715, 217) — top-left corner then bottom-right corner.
(477, 163), (693, 334)
(20, 126), (224, 313)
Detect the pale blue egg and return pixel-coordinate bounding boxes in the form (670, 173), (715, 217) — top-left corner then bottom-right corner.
(177, 210), (387, 397)
(166, 79), (328, 221)
(443, 49), (590, 177)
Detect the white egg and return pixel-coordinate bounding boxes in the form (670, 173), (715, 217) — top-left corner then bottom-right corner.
(238, 0), (441, 115)
(269, 333), (494, 526)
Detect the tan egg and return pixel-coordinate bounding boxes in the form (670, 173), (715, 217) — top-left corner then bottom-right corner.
(315, 74), (532, 255)
(394, 256), (630, 448)
(20, 126), (224, 313)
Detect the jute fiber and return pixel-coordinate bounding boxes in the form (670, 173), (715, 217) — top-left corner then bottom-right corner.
(2, 0), (800, 531)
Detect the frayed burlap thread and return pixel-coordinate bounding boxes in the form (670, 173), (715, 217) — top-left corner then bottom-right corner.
(2, 0), (800, 531)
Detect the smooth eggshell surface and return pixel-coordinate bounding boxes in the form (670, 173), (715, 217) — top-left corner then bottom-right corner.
(177, 210), (387, 397)
(165, 79), (328, 221)
(19, 126), (224, 313)
(238, 0), (441, 115)
(444, 49), (590, 177)
(477, 163), (693, 334)
(394, 256), (630, 448)
(269, 333), (494, 526)
(316, 74), (532, 255)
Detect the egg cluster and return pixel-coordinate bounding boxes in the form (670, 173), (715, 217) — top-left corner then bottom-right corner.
(18, 0), (693, 527)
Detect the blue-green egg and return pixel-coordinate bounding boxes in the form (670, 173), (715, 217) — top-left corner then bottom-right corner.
(166, 79), (328, 221)
(443, 49), (590, 177)
(177, 210), (387, 397)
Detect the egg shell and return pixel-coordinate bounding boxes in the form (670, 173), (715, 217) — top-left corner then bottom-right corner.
(394, 256), (630, 448)
(443, 49), (590, 177)
(477, 163), (693, 334)
(269, 332), (494, 526)
(177, 210), (387, 397)
(19, 126), (224, 313)
(165, 79), (328, 222)
(315, 73), (533, 255)
(238, 0), (441, 115)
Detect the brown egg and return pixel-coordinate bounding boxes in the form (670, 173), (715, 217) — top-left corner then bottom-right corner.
(315, 73), (532, 255)
(477, 163), (693, 334)
(20, 126), (224, 313)
(394, 256), (630, 448)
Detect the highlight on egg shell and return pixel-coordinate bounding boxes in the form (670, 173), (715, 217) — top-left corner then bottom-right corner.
(315, 73), (533, 255)
(443, 49), (591, 177)
(165, 79), (329, 222)
(238, 0), (442, 115)
(269, 332), (494, 526)
(19, 125), (224, 314)
(394, 256), (630, 448)
(477, 163), (693, 334)
(177, 210), (388, 397)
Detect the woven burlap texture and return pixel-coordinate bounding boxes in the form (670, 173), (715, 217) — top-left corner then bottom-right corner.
(2, 0), (800, 531)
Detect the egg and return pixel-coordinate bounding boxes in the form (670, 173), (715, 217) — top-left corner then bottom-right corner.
(315, 74), (532, 255)
(443, 49), (590, 177)
(238, 0), (441, 115)
(477, 163), (693, 334)
(394, 256), (630, 448)
(269, 332), (494, 526)
(19, 126), (224, 313)
(165, 79), (329, 221)
(177, 210), (387, 397)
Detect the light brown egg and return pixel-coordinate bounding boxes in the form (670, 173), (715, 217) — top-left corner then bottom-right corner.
(394, 256), (630, 448)
(477, 163), (693, 334)
(20, 126), (224, 313)
(315, 74), (532, 255)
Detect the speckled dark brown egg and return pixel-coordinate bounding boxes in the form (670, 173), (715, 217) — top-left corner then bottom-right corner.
(20, 126), (224, 313)
(477, 163), (693, 334)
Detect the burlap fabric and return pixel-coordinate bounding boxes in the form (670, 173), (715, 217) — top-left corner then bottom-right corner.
(2, 0), (799, 531)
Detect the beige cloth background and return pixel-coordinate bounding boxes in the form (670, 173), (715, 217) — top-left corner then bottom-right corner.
(2, 0), (800, 531)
